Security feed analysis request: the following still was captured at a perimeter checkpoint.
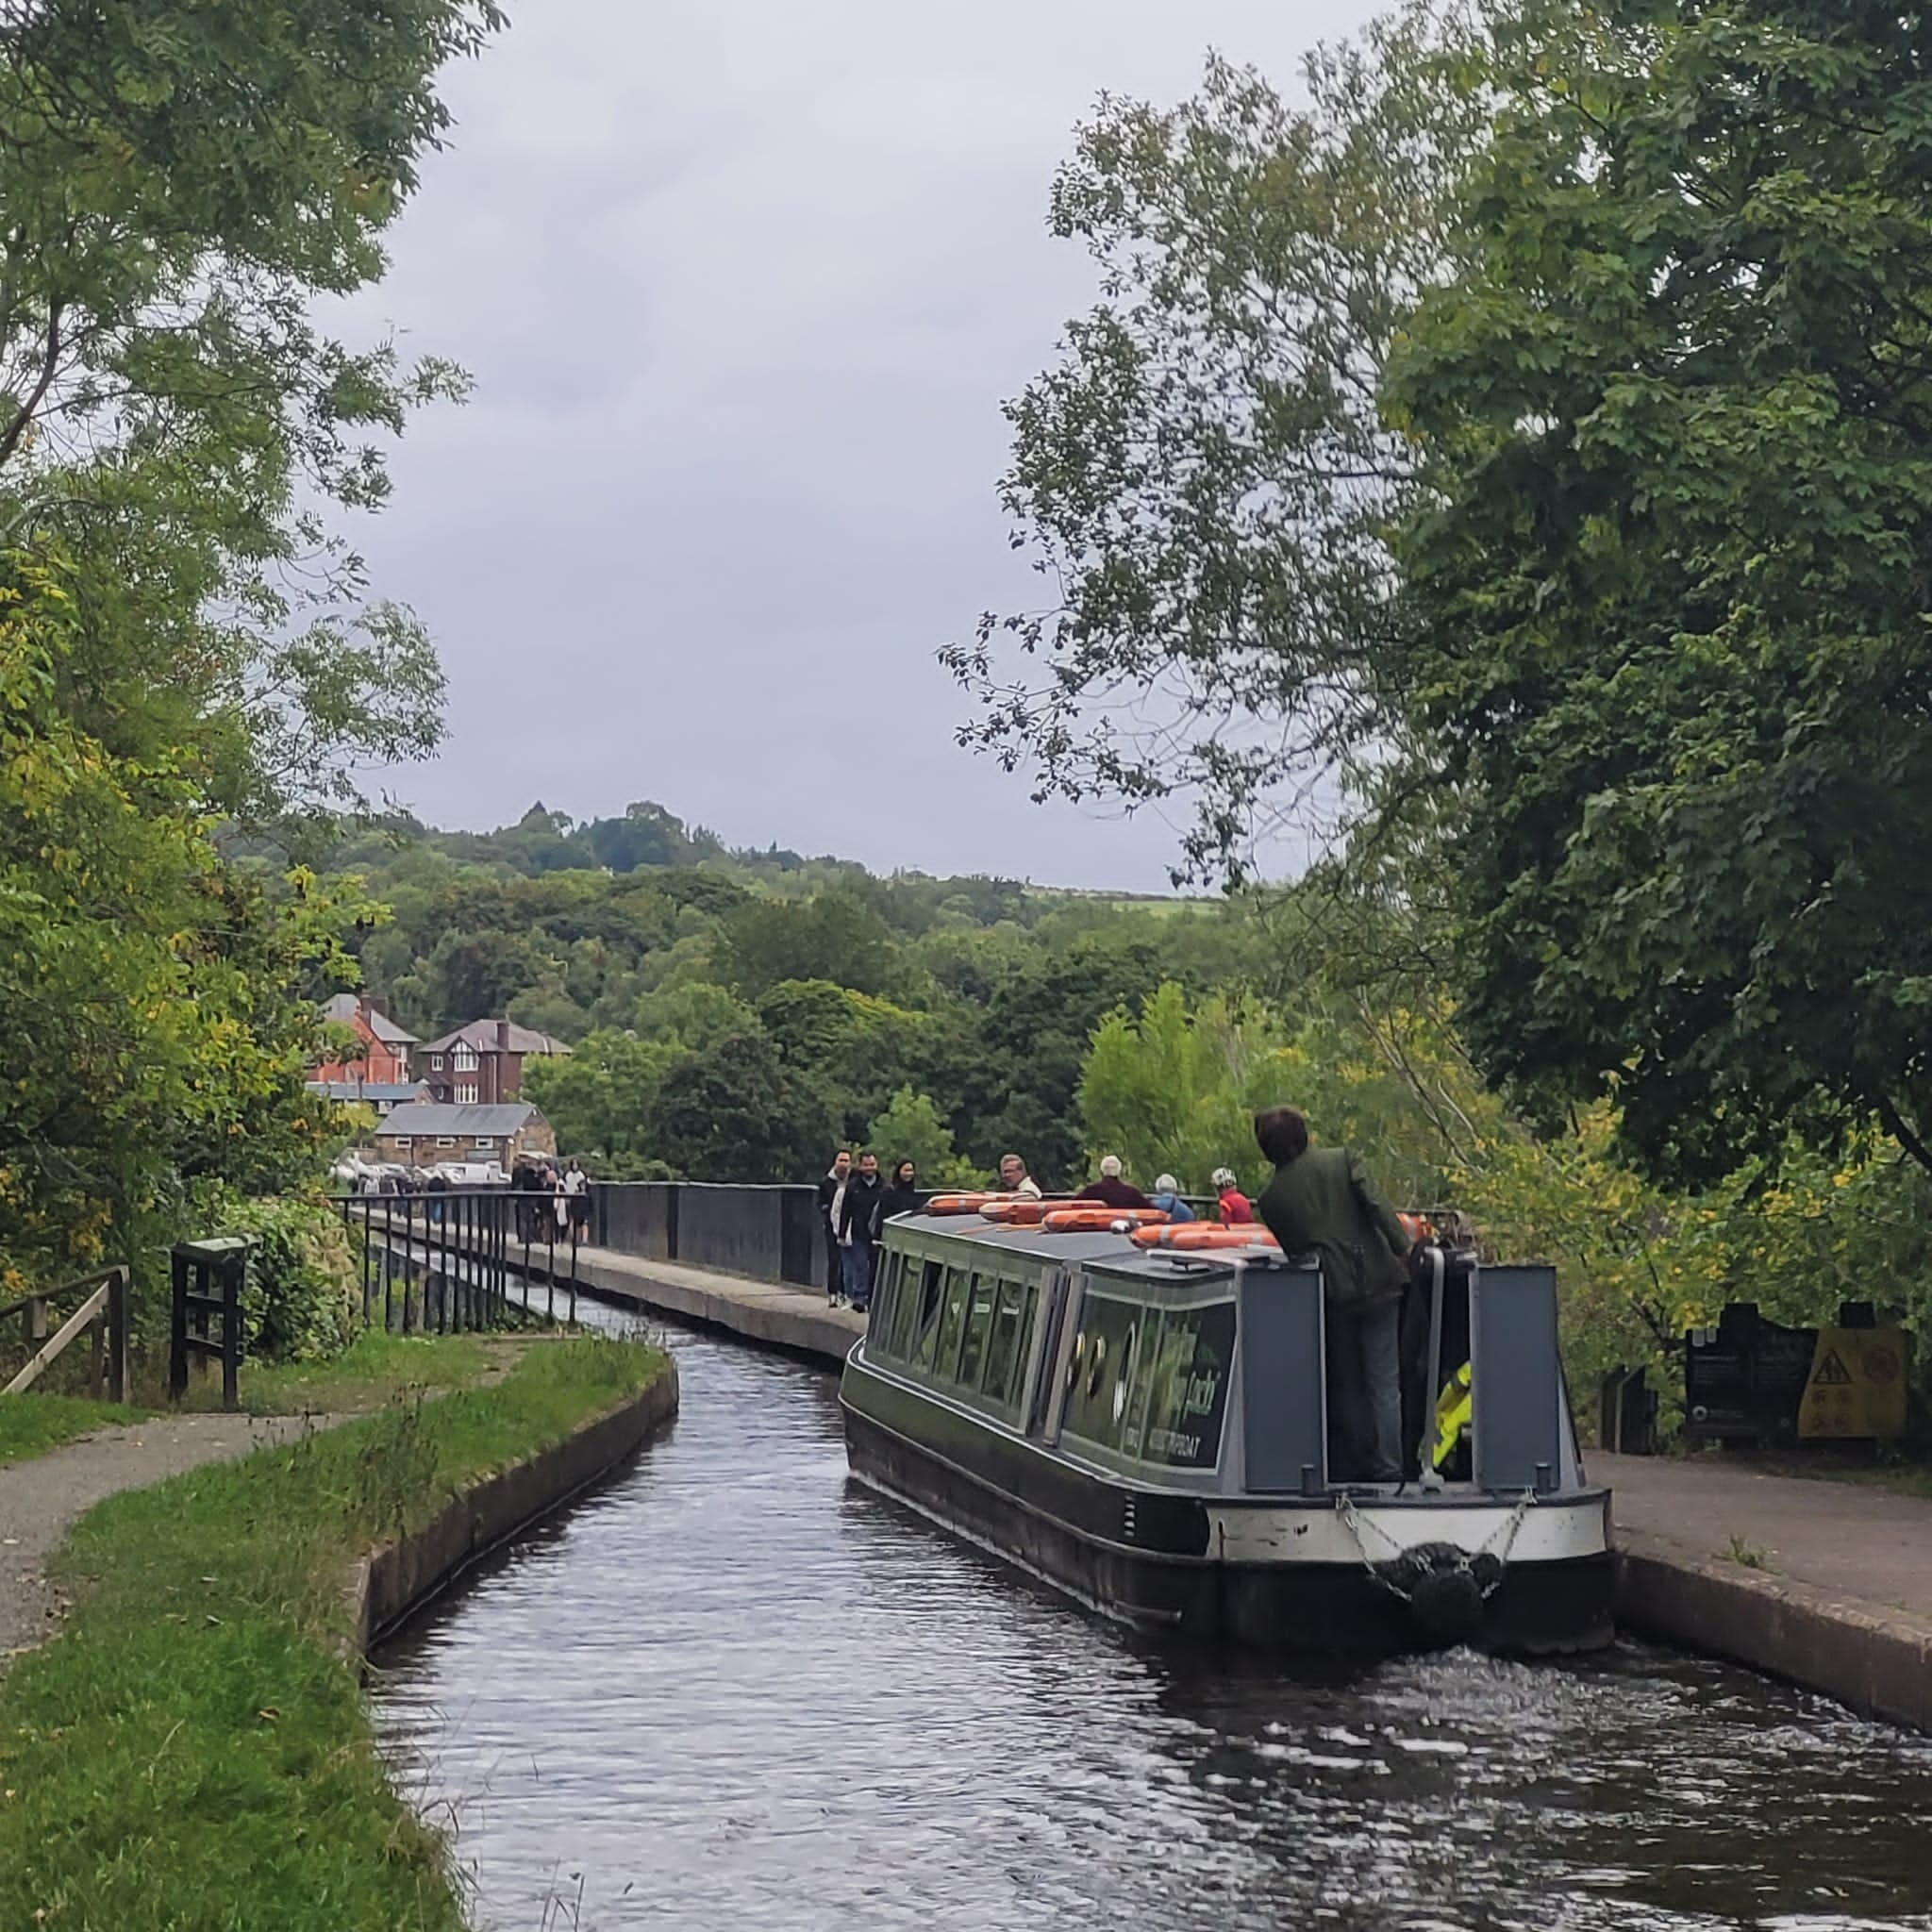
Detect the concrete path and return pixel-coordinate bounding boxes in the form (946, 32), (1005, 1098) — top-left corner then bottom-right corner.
(1599, 1450), (1932, 1625)
(541, 1243), (863, 1363)
(0, 1412), (324, 1664)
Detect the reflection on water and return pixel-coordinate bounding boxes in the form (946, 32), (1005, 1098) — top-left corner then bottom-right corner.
(372, 1331), (1932, 1931)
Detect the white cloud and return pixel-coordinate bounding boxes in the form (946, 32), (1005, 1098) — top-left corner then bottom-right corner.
(338, 0), (1387, 886)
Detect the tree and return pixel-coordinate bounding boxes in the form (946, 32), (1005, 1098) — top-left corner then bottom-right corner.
(943, 8), (1488, 880)
(0, 0), (498, 1282)
(756, 979), (927, 1139)
(1388, 1), (1932, 1182)
(720, 891), (898, 997)
(863, 1089), (980, 1187)
(651, 1034), (829, 1184)
(524, 1032), (680, 1161)
(1078, 983), (1286, 1192)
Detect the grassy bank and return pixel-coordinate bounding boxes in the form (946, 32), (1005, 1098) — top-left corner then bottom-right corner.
(166, 1327), (525, 1418)
(0, 1333), (670, 1931)
(0, 1394), (157, 1468)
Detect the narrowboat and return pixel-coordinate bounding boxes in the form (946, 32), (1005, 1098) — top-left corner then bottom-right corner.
(839, 1211), (1613, 1658)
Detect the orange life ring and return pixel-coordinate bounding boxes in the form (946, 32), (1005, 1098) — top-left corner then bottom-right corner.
(925, 1192), (1008, 1215)
(1041, 1206), (1170, 1233)
(979, 1199), (1048, 1225)
(1131, 1224), (1280, 1251)
(1398, 1212), (1433, 1245)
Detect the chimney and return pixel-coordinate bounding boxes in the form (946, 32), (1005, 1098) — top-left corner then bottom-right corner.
(368, 994), (391, 1020)
(496, 1018), (512, 1054)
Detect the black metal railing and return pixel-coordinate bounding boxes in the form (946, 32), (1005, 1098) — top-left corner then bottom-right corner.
(335, 1187), (584, 1330)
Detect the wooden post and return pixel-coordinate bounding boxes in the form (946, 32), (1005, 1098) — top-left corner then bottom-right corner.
(221, 1249), (242, 1412)
(169, 1248), (189, 1401)
(106, 1266), (128, 1405)
(24, 1297), (45, 1346)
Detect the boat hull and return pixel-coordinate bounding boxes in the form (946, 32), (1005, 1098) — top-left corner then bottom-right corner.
(842, 1364), (1614, 1660)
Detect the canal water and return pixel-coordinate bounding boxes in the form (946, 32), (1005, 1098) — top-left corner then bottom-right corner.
(373, 1326), (1932, 1931)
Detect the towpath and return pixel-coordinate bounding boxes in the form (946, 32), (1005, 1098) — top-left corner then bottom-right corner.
(0, 1412), (325, 1664)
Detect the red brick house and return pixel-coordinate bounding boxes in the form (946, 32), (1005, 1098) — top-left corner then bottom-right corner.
(420, 1018), (570, 1106)
(315, 992), (419, 1085)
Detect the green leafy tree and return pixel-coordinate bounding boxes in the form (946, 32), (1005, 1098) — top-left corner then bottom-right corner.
(944, 9), (1486, 880)
(0, 0), (499, 1286)
(525, 1032), (680, 1162)
(651, 1034), (829, 1184)
(1078, 983), (1286, 1193)
(720, 891), (898, 997)
(863, 1089), (981, 1187)
(1387, 0), (1932, 1183)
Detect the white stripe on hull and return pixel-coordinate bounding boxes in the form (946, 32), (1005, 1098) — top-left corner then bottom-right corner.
(1208, 1494), (1610, 1567)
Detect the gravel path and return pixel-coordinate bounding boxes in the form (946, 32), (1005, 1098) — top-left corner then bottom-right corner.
(0, 1413), (335, 1665)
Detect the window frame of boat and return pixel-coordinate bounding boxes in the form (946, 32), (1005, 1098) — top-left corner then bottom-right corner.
(928, 1263), (974, 1377)
(977, 1275), (1027, 1408)
(955, 1271), (1000, 1390)
(1055, 1267), (1241, 1481)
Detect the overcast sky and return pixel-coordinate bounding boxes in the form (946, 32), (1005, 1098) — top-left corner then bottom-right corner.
(343, 0), (1385, 890)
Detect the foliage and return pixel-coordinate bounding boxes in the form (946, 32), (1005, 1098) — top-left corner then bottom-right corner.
(218, 1195), (362, 1364)
(864, 1088), (981, 1187)
(1385, 0), (1932, 1188)
(722, 891), (899, 997)
(524, 1030), (682, 1164)
(944, 9), (1488, 880)
(650, 1033), (831, 1185)
(0, 1335), (665, 1931)
(0, 0), (496, 1284)
(1079, 983), (1286, 1192)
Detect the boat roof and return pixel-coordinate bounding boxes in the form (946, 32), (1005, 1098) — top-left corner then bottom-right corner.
(885, 1210), (1276, 1285)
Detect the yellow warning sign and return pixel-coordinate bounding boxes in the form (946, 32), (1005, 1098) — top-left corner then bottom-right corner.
(1797, 1327), (1908, 1440)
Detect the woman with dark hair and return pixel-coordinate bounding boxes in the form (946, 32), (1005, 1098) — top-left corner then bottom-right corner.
(1254, 1106), (1416, 1482)
(881, 1158), (922, 1223)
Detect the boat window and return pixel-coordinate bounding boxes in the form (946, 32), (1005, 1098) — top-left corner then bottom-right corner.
(896, 1252), (942, 1359)
(1060, 1292), (1142, 1452)
(1010, 1284), (1039, 1414)
(979, 1279), (1026, 1404)
(1135, 1302), (1238, 1469)
(869, 1252), (902, 1347)
(956, 1274), (999, 1389)
(928, 1266), (973, 1379)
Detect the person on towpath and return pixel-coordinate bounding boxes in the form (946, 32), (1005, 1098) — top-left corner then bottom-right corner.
(1076, 1155), (1152, 1211)
(1150, 1174), (1194, 1223)
(837, 1151), (886, 1313)
(818, 1149), (852, 1304)
(998, 1153), (1042, 1200)
(1253, 1108), (1415, 1484)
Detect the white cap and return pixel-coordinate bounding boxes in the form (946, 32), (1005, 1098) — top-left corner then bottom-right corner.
(1099, 1155), (1123, 1178)
(1156, 1174), (1179, 1195)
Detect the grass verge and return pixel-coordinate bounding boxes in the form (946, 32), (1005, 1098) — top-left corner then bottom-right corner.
(167, 1327), (525, 1418)
(0, 1333), (669, 1931)
(0, 1394), (157, 1468)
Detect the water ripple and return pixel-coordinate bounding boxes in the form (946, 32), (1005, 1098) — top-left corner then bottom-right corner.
(372, 1333), (1932, 1932)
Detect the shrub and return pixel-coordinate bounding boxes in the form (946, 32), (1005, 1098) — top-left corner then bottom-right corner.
(220, 1197), (362, 1363)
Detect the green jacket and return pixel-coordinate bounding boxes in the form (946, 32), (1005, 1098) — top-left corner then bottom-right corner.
(1257, 1146), (1412, 1308)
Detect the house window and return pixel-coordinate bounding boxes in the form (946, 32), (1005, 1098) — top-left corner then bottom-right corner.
(430, 1054), (445, 1071)
(453, 1044), (478, 1072)
(455, 1082), (478, 1104)
(473, 1138), (496, 1152)
(436, 1136), (458, 1148)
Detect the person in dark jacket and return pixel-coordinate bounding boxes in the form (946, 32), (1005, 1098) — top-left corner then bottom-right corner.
(1076, 1155), (1152, 1210)
(881, 1159), (922, 1223)
(836, 1151), (886, 1311)
(816, 1150), (852, 1304)
(1253, 1107), (1415, 1482)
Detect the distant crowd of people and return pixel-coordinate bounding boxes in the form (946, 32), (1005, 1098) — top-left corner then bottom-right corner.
(815, 1110), (1416, 1484)
(810, 1147), (1258, 1313)
(509, 1155), (592, 1244)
